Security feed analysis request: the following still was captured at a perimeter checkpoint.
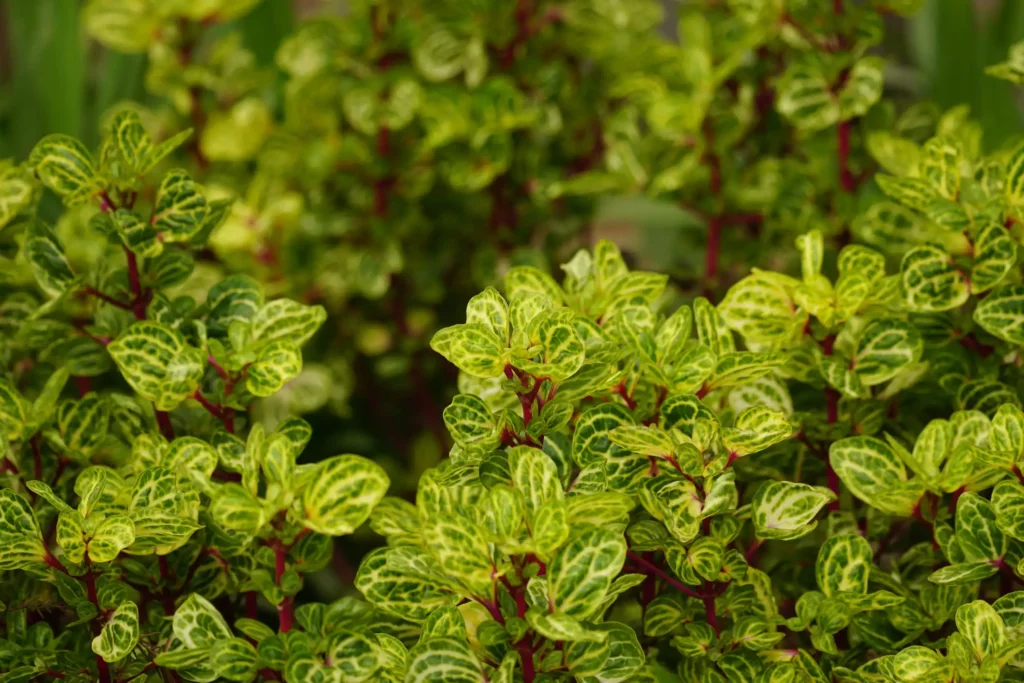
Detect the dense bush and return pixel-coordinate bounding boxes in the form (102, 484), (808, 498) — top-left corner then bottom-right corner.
(3, 0), (1024, 682)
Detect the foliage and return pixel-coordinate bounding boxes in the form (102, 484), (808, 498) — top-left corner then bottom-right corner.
(2, 1), (1024, 683)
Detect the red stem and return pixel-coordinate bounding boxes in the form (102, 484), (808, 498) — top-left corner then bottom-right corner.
(702, 118), (723, 290)
(246, 591), (259, 620)
(123, 248), (147, 321)
(705, 216), (721, 281)
(837, 121), (855, 192)
(703, 581), (720, 636)
(614, 382), (637, 411)
(158, 555), (176, 615)
(275, 544), (292, 632)
(155, 409), (175, 441)
(502, 0), (533, 69)
(744, 539), (763, 565)
(85, 565), (112, 683)
(625, 551), (702, 599)
(84, 286), (133, 311)
(640, 551), (657, 618)
(73, 376), (91, 397)
(44, 548), (69, 574)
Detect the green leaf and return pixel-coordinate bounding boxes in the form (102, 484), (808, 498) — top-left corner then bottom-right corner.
(1006, 140), (1024, 206)
(206, 274), (265, 337)
(956, 600), (1007, 661)
(838, 57), (884, 119)
(718, 271), (802, 348)
(55, 511), (85, 565)
(154, 648), (212, 670)
(974, 284), (1024, 345)
(250, 299), (326, 348)
(23, 233), (75, 298)
(466, 287), (510, 344)
(722, 406), (793, 457)
(107, 110), (152, 177)
(708, 352), (786, 390)
(568, 622), (644, 680)
(527, 611), (607, 643)
(510, 446), (563, 514)
(505, 265), (564, 307)
(91, 601), (139, 662)
(830, 436), (917, 516)
(900, 245), (970, 312)
(83, 0), (160, 52)
(919, 136), (962, 199)
(877, 174), (938, 212)
(405, 636), (485, 683)
(88, 514), (135, 563)
(28, 134), (97, 204)
(443, 394), (495, 448)
(107, 322), (204, 410)
(971, 223), (1016, 293)
(210, 637), (259, 682)
(57, 393), (110, 456)
(246, 340), (302, 397)
(173, 594), (232, 648)
(302, 455), (390, 536)
(210, 483), (266, 534)
(993, 480), (1024, 540)
(776, 59), (840, 132)
(929, 561), (1001, 585)
(430, 323), (507, 378)
(693, 296), (735, 357)
(355, 548), (455, 623)
(0, 488), (45, 570)
(955, 493), (1006, 562)
(152, 169), (208, 242)
(752, 481), (835, 541)
(816, 535), (872, 597)
(0, 164), (35, 231)
(549, 527), (627, 619)
(852, 319), (924, 386)
(513, 312), (585, 382)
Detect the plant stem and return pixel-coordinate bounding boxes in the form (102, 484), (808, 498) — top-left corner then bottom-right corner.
(85, 563), (112, 683)
(246, 591), (259, 620)
(511, 579), (535, 682)
(625, 551), (702, 599)
(640, 551), (657, 619)
(84, 286), (133, 311)
(837, 120), (855, 192)
(155, 409), (175, 441)
(158, 555), (176, 615)
(123, 248), (147, 321)
(274, 544), (292, 632)
(703, 581), (720, 636)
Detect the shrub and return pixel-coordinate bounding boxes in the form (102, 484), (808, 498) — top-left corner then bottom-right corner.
(3, 1), (1024, 683)
(0, 117), (396, 681)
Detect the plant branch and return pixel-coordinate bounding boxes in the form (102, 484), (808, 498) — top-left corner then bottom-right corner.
(626, 551), (702, 599)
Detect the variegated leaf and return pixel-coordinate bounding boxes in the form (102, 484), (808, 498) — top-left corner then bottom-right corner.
(107, 322), (204, 410)
(752, 481), (835, 541)
(92, 601), (139, 662)
(302, 455), (390, 536)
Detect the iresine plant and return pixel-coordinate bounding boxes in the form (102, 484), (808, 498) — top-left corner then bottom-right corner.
(83, 0), (272, 170)
(347, 238), (1024, 682)
(81, 0), (673, 454)
(0, 117), (395, 682)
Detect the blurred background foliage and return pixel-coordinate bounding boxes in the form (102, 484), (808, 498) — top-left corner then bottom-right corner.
(4, 0), (1023, 164)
